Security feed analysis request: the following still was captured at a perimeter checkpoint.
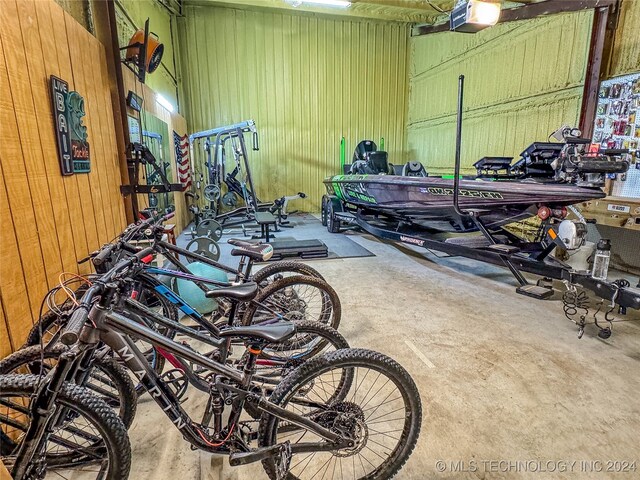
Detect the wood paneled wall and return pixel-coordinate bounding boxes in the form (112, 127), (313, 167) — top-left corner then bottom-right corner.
(122, 69), (190, 234)
(0, 0), (126, 357)
(178, 6), (410, 212)
(407, 11), (593, 175)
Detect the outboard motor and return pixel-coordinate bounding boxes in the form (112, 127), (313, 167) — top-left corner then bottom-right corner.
(515, 126), (630, 186)
(552, 134), (629, 187)
(402, 161), (428, 177)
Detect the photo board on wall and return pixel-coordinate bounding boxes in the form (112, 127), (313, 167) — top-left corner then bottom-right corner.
(593, 72), (640, 200)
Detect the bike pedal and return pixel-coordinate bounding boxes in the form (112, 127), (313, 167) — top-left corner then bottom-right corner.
(275, 441), (291, 480)
(229, 443), (283, 466)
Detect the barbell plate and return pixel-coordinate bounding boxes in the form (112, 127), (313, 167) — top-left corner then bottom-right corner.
(185, 236), (220, 263)
(222, 191), (237, 207)
(196, 219), (223, 241)
(203, 184), (221, 202)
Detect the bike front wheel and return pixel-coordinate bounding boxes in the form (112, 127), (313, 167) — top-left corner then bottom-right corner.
(258, 348), (422, 480)
(0, 344), (137, 429)
(0, 374), (131, 479)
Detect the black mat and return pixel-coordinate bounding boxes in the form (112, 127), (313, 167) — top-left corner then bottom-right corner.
(178, 213), (374, 264)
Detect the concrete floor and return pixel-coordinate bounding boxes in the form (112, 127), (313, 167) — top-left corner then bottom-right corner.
(128, 229), (640, 479)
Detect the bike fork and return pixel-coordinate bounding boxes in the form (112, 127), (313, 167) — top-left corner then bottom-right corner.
(11, 351), (78, 479)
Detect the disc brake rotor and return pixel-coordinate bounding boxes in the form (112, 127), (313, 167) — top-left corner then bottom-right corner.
(313, 402), (368, 457)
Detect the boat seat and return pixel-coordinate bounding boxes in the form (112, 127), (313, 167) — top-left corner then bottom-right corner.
(366, 151), (390, 174)
(353, 140), (377, 162)
(228, 239), (274, 261)
(218, 321), (296, 343)
(205, 281), (258, 301)
(402, 161), (428, 177)
(350, 151), (392, 175)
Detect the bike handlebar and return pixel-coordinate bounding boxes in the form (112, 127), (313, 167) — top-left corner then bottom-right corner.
(92, 243), (117, 267)
(93, 212), (173, 267)
(61, 246), (156, 345)
(60, 305), (90, 346)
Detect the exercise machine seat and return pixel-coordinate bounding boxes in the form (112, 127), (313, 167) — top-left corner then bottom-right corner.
(219, 321), (296, 343)
(206, 281), (258, 301)
(402, 161), (428, 177)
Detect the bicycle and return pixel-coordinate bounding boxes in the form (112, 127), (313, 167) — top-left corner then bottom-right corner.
(24, 213), (340, 347)
(1, 248), (422, 480)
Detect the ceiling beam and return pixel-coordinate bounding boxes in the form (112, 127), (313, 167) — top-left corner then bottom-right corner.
(186, 0), (442, 23)
(413, 0), (618, 35)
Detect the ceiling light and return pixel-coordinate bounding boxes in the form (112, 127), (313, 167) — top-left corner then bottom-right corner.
(450, 0), (501, 33)
(156, 93), (174, 112)
(297, 0), (351, 8)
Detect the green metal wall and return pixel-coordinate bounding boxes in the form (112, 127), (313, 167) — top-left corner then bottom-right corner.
(407, 11), (593, 175)
(178, 6), (409, 211)
(610, 0), (640, 77)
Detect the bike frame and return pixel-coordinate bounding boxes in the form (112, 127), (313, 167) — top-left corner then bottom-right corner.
(133, 238), (290, 324)
(102, 312), (342, 450)
(12, 296), (346, 478)
(122, 291), (295, 390)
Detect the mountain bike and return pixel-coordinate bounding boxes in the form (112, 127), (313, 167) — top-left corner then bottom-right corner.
(1, 249), (422, 480)
(24, 213), (340, 348)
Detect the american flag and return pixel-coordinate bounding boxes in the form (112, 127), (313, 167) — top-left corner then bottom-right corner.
(173, 131), (192, 190)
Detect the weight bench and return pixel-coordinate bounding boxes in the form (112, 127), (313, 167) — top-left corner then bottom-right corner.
(253, 211), (277, 242)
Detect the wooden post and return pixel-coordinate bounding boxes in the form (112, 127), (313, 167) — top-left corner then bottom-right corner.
(91, 0), (137, 223)
(579, 6), (609, 138)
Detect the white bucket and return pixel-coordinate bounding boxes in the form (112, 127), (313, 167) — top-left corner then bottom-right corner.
(566, 241), (596, 271)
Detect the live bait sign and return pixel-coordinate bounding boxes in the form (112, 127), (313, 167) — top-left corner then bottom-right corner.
(50, 75), (90, 175)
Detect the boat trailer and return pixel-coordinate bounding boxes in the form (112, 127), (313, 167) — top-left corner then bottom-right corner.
(325, 202), (640, 338)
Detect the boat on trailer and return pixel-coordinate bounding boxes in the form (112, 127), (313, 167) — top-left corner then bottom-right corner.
(322, 75), (639, 338)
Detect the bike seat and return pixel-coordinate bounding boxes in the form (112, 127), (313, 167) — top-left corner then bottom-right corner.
(227, 238), (254, 247)
(219, 321), (296, 343)
(227, 239), (274, 262)
(205, 282), (258, 301)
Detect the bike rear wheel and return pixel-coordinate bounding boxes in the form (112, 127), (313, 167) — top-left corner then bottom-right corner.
(258, 349), (422, 480)
(251, 261), (324, 287)
(0, 374), (131, 479)
(241, 321), (350, 419)
(242, 275), (341, 330)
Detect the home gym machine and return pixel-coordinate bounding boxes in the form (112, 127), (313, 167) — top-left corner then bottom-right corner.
(120, 142), (182, 212)
(189, 120), (269, 228)
(142, 130), (172, 211)
(188, 121), (326, 259)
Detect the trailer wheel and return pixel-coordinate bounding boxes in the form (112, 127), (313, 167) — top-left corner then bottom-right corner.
(327, 202), (341, 233)
(321, 196), (328, 226)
